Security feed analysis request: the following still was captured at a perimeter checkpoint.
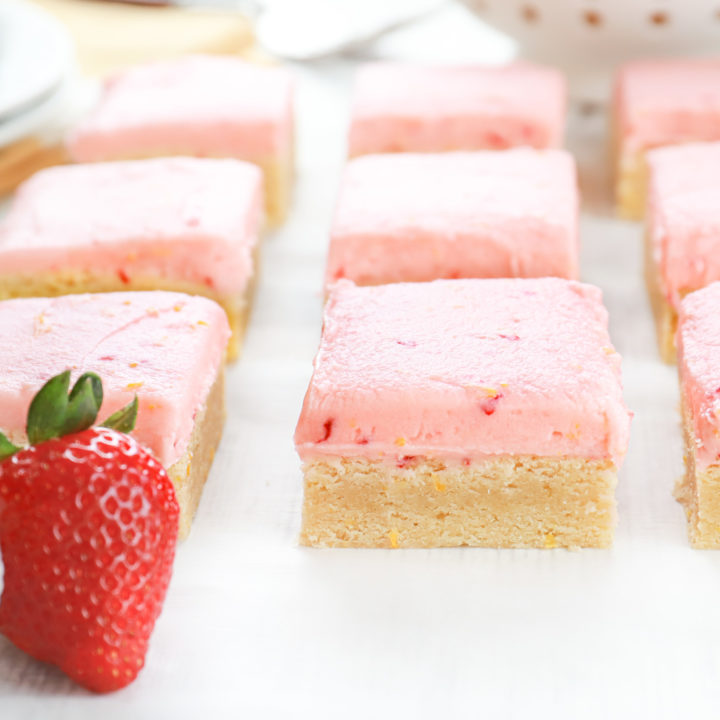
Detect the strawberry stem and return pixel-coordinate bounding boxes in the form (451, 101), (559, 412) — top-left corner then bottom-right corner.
(0, 371), (139, 461)
(27, 371), (105, 444)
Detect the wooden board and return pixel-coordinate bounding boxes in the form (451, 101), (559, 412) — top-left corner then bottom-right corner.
(32, 0), (255, 76)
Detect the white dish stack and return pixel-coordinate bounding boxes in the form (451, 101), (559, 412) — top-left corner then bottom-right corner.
(0, 0), (75, 148)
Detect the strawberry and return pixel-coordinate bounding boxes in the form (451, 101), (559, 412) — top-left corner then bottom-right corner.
(0, 371), (179, 693)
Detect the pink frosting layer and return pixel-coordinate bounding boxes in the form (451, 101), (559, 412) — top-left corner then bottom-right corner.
(68, 55), (294, 161)
(348, 62), (566, 156)
(648, 143), (720, 310)
(295, 279), (631, 465)
(615, 60), (720, 154)
(0, 158), (262, 296)
(677, 283), (720, 470)
(326, 150), (578, 287)
(0, 292), (230, 467)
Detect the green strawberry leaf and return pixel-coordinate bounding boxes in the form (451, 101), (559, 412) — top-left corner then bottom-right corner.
(62, 372), (104, 435)
(101, 396), (138, 434)
(26, 371), (72, 444)
(0, 432), (20, 461)
(27, 370), (104, 444)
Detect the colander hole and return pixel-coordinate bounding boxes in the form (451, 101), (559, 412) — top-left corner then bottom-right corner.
(520, 4), (540, 23)
(582, 10), (603, 27)
(649, 10), (669, 25)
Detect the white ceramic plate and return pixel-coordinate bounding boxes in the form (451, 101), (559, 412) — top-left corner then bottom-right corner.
(0, 0), (74, 124)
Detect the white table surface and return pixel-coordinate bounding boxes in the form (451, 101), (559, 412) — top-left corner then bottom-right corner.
(3, 8), (720, 719)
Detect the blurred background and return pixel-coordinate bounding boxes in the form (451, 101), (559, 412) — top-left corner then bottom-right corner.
(3, 2), (720, 715)
(3, 0), (720, 200)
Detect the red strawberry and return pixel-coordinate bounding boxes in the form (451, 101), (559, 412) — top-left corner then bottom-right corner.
(0, 371), (179, 692)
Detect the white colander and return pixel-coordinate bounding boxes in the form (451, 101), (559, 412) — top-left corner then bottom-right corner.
(459, 0), (720, 98)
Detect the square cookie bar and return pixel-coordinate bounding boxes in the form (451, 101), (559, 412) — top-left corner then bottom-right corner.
(348, 62), (566, 157)
(326, 149), (578, 287)
(67, 56), (294, 223)
(0, 291), (230, 539)
(0, 157), (262, 360)
(614, 59), (720, 220)
(675, 282), (720, 547)
(645, 142), (720, 362)
(295, 279), (631, 549)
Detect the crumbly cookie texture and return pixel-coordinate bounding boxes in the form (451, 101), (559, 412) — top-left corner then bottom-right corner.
(675, 407), (720, 549)
(301, 456), (617, 549)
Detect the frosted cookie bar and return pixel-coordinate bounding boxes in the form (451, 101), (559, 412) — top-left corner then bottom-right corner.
(0, 158), (261, 359)
(676, 282), (720, 548)
(646, 142), (720, 362)
(0, 291), (230, 539)
(67, 56), (294, 223)
(348, 62), (566, 157)
(326, 149), (578, 288)
(614, 59), (720, 219)
(295, 279), (631, 549)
